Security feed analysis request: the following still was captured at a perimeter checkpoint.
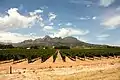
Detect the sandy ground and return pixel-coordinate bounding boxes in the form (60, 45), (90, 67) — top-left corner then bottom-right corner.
(0, 58), (120, 80)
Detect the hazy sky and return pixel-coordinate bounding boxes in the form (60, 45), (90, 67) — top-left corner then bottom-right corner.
(0, 0), (120, 45)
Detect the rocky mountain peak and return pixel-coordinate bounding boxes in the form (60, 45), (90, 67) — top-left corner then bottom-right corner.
(43, 35), (52, 41)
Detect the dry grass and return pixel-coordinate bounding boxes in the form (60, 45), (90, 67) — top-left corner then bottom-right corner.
(63, 67), (120, 80)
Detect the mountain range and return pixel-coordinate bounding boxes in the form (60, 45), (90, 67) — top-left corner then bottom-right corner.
(11, 35), (116, 48)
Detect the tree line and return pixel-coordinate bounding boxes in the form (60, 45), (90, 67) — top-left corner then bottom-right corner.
(0, 44), (14, 49)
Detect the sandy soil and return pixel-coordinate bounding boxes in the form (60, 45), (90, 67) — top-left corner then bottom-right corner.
(0, 58), (120, 80)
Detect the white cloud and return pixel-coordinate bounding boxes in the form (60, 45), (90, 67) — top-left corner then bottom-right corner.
(29, 33), (37, 36)
(75, 36), (89, 42)
(0, 7), (60, 43)
(34, 9), (43, 13)
(0, 8), (43, 31)
(51, 28), (89, 37)
(29, 9), (43, 16)
(49, 22), (54, 26)
(48, 12), (57, 21)
(78, 17), (90, 20)
(101, 15), (120, 29)
(39, 22), (45, 27)
(40, 6), (48, 9)
(58, 23), (62, 26)
(96, 34), (110, 41)
(99, 0), (115, 7)
(0, 31), (39, 43)
(86, 4), (91, 7)
(78, 16), (97, 20)
(66, 22), (72, 26)
(92, 16), (97, 20)
(70, 0), (94, 5)
(43, 26), (53, 30)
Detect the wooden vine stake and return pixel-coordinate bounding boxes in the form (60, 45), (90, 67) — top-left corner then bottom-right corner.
(10, 66), (12, 74)
(84, 53), (86, 61)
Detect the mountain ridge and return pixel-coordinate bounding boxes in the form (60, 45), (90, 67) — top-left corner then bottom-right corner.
(0, 35), (118, 48)
(11, 35), (116, 48)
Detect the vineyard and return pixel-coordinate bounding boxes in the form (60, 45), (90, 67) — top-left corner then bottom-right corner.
(0, 49), (56, 63)
(61, 48), (120, 59)
(0, 48), (120, 63)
